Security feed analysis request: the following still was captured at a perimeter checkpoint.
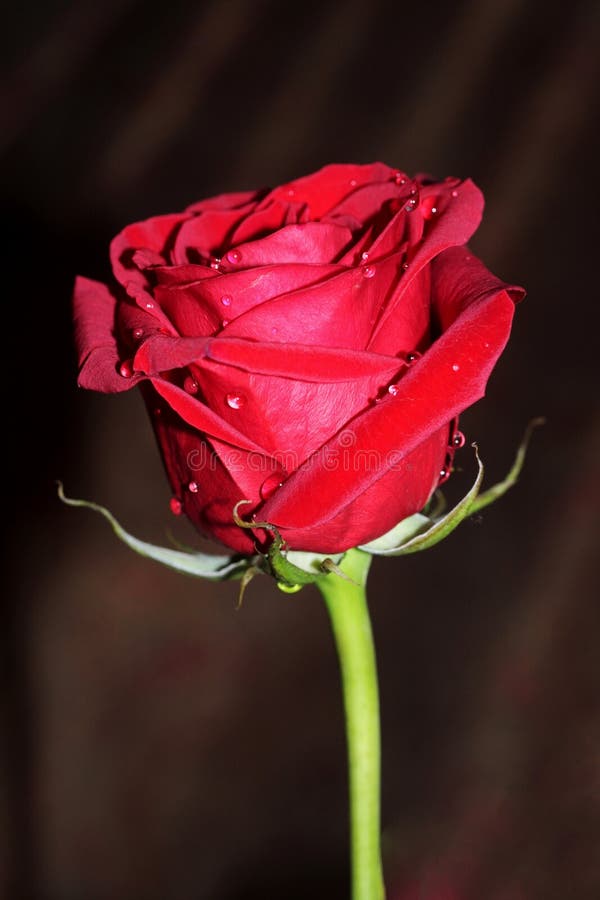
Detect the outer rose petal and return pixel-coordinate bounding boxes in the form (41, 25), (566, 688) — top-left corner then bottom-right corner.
(259, 254), (520, 551)
(73, 276), (140, 392)
(146, 398), (257, 554)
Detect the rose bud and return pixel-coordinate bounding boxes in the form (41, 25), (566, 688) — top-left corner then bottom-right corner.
(73, 163), (523, 555)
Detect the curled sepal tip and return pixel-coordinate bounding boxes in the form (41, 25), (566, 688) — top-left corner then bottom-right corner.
(468, 416), (545, 515)
(57, 482), (251, 580)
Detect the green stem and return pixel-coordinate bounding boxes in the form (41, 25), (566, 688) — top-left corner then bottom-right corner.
(316, 549), (385, 900)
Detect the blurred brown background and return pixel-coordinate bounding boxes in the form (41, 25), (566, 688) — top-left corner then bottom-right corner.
(2, 0), (599, 897)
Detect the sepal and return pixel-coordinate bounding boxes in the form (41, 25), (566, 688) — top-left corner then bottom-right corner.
(360, 419), (543, 557)
(57, 483), (251, 580)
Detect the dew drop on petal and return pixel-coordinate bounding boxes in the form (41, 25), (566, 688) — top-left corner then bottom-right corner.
(226, 249), (241, 265)
(404, 199), (417, 212)
(349, 178), (358, 187)
(421, 198), (438, 220)
(209, 256), (222, 270)
(362, 265), (376, 279)
(388, 384), (400, 397)
(409, 186), (418, 196)
(132, 327), (144, 340)
(221, 319), (230, 327)
(226, 392), (246, 410)
(119, 359), (134, 378)
(170, 497), (183, 515)
(439, 467), (451, 484)
(220, 295), (232, 307)
(406, 351), (421, 364)
(452, 363), (460, 372)
(451, 190), (459, 198)
(401, 262), (409, 271)
(145, 301), (155, 310)
(260, 473), (284, 500)
(394, 171), (407, 185)
(361, 251), (370, 262)
(188, 481), (199, 493)
(184, 375), (199, 395)
(452, 430), (466, 449)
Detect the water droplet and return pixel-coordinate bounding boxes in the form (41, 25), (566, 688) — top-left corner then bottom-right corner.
(349, 178), (358, 187)
(260, 473), (283, 500)
(209, 256), (222, 270)
(394, 171), (407, 185)
(220, 294), (232, 307)
(452, 363), (460, 372)
(388, 384), (400, 397)
(188, 481), (199, 493)
(184, 375), (199, 394)
(277, 582), (303, 594)
(226, 392), (246, 410)
(401, 262), (409, 271)
(360, 251), (370, 262)
(132, 327), (144, 340)
(404, 199), (417, 212)
(406, 351), (421, 364)
(362, 265), (376, 279)
(145, 301), (155, 310)
(421, 198), (438, 220)
(452, 430), (466, 448)
(287, 187), (295, 197)
(439, 467), (451, 484)
(409, 187), (418, 196)
(220, 318), (230, 327)
(226, 249), (241, 265)
(170, 497), (183, 515)
(119, 359), (134, 378)
(451, 190), (459, 198)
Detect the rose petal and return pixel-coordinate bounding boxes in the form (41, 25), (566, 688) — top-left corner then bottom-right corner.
(270, 162), (395, 218)
(224, 254), (404, 349)
(185, 189), (264, 213)
(228, 197), (307, 245)
(154, 263), (344, 331)
(258, 428), (449, 553)
(73, 276), (139, 392)
(110, 213), (189, 289)
(171, 202), (259, 265)
(149, 378), (273, 457)
(220, 221), (354, 268)
(368, 181), (484, 351)
(204, 337), (403, 383)
(260, 260), (518, 549)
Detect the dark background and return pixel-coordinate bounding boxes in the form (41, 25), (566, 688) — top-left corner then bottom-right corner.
(2, 1), (599, 897)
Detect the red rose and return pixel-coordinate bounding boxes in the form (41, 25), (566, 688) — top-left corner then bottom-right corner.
(73, 162), (523, 554)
